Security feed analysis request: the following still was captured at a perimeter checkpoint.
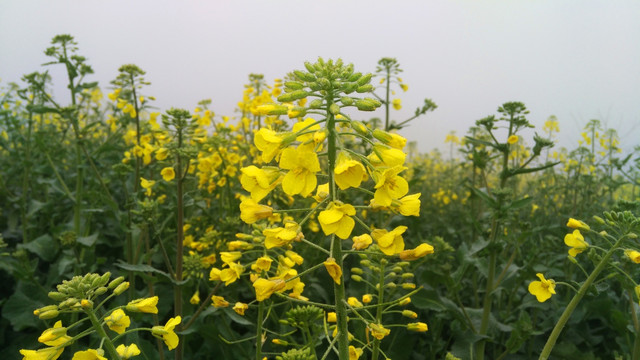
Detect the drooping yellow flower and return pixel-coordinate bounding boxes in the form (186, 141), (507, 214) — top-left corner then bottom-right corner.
(323, 258), (342, 284)
(528, 273), (556, 302)
(211, 295), (230, 308)
(368, 144), (406, 167)
(254, 128), (285, 163)
(240, 165), (281, 201)
(233, 302), (249, 315)
(318, 201), (356, 239)
(352, 234), (373, 250)
(219, 262), (244, 285)
(349, 346), (363, 360)
(279, 146), (320, 197)
(263, 222), (299, 249)
(253, 278), (286, 301)
(368, 323), (390, 340)
(285, 250), (304, 265)
(116, 344), (141, 359)
(140, 177), (155, 196)
(347, 297), (363, 308)
(566, 218), (590, 231)
(126, 296), (159, 314)
(20, 347), (64, 360)
(334, 152), (367, 190)
(104, 309), (131, 334)
(395, 193), (421, 216)
(152, 316), (181, 350)
(507, 135), (519, 144)
(239, 198), (273, 224)
(71, 349), (107, 360)
(372, 226), (407, 256)
(189, 291), (200, 305)
(625, 249), (640, 264)
(38, 320), (71, 347)
(392, 98), (402, 110)
(564, 229), (588, 257)
(373, 166), (409, 207)
(160, 167), (175, 182)
(407, 322), (429, 332)
(399, 243), (434, 261)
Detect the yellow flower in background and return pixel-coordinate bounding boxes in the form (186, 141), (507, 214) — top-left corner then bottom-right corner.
(318, 201), (356, 239)
(190, 291), (200, 305)
(368, 323), (390, 340)
(349, 346), (363, 360)
(211, 295), (230, 308)
(323, 258), (342, 284)
(528, 273), (556, 302)
(625, 249), (640, 264)
(140, 177), (155, 196)
(334, 152), (367, 190)
(20, 347), (64, 360)
(566, 218), (590, 231)
(279, 146), (320, 197)
(507, 135), (519, 144)
(240, 165), (280, 201)
(253, 278), (286, 301)
(352, 234), (373, 250)
(407, 322), (429, 332)
(372, 226), (407, 256)
(116, 344), (141, 359)
(233, 302), (249, 315)
(373, 166), (409, 207)
(161, 167), (175, 182)
(564, 229), (588, 257)
(392, 98), (402, 110)
(347, 297), (363, 308)
(104, 309), (131, 334)
(71, 349), (107, 360)
(400, 83), (409, 92)
(239, 198), (273, 224)
(152, 316), (181, 350)
(38, 320), (71, 346)
(126, 296), (159, 314)
(399, 243), (434, 261)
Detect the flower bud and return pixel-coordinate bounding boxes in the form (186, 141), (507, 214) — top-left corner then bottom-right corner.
(402, 283), (417, 290)
(95, 287), (108, 296)
(351, 275), (363, 282)
(304, 61), (316, 73)
(399, 297), (411, 306)
(48, 292), (67, 301)
(407, 322), (428, 332)
(356, 84), (373, 93)
(348, 72), (362, 82)
(309, 99), (323, 109)
(108, 276), (125, 289)
(285, 81), (304, 90)
(329, 103), (341, 115)
(402, 310), (418, 319)
(277, 90), (309, 103)
(34, 305), (58, 316)
(113, 281), (130, 295)
(351, 267), (363, 275)
(38, 310), (59, 320)
(341, 97), (353, 106)
(356, 73), (372, 86)
(350, 121), (369, 136)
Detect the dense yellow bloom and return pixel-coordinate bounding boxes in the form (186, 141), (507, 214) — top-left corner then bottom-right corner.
(392, 98), (402, 110)
(407, 322), (429, 332)
(323, 258), (342, 284)
(253, 278), (286, 301)
(372, 226), (407, 256)
(395, 193), (421, 216)
(126, 296), (159, 314)
(263, 222), (299, 249)
(399, 243), (434, 261)
(507, 135), (519, 144)
(334, 152), (367, 190)
(38, 320), (71, 346)
(233, 302), (249, 315)
(240, 165), (281, 201)
(20, 347), (63, 360)
(564, 229), (588, 257)
(211, 295), (230, 308)
(255, 128), (285, 163)
(279, 146), (320, 197)
(625, 250), (640, 263)
(71, 349), (107, 360)
(349, 346), (363, 360)
(368, 323), (390, 340)
(373, 166), (409, 207)
(528, 273), (556, 302)
(116, 344), (141, 359)
(152, 316), (181, 350)
(352, 234), (373, 250)
(104, 309), (131, 334)
(318, 201), (356, 239)
(566, 218), (590, 231)
(239, 198), (273, 224)
(161, 167), (175, 182)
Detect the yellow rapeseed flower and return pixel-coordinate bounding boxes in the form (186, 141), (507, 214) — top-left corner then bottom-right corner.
(219, 262), (244, 286)
(372, 226), (407, 256)
(161, 167), (175, 182)
(253, 278), (286, 301)
(254, 128), (285, 163)
(20, 347), (64, 360)
(318, 201), (356, 239)
(71, 349), (107, 360)
(373, 166), (409, 207)
(368, 323), (390, 340)
(334, 152), (367, 190)
(407, 322), (429, 332)
(323, 258), (342, 284)
(233, 302), (249, 315)
(399, 243), (434, 261)
(240, 165), (280, 201)
(116, 344), (141, 359)
(564, 229), (588, 257)
(368, 144), (406, 167)
(507, 135), (518, 144)
(239, 198), (273, 224)
(140, 177), (155, 196)
(211, 295), (230, 308)
(327, 312), (337, 323)
(349, 346), (363, 360)
(566, 218), (590, 231)
(528, 273), (556, 302)
(152, 316), (181, 350)
(263, 222), (299, 249)
(352, 234), (373, 250)
(347, 297), (363, 308)
(395, 193), (421, 217)
(625, 249), (640, 263)
(392, 98), (402, 110)
(126, 296), (159, 314)
(38, 320), (71, 347)
(279, 146), (320, 197)
(104, 309), (131, 334)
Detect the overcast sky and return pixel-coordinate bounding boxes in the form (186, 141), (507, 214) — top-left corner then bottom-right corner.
(1, 1), (639, 154)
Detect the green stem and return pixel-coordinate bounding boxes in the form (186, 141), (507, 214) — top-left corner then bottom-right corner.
(86, 309), (120, 359)
(256, 300), (265, 360)
(371, 258), (387, 360)
(538, 234), (628, 359)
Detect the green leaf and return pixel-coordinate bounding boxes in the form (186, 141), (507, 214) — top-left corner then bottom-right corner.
(2, 282), (48, 330)
(467, 186), (497, 208)
(19, 234), (58, 262)
(510, 161), (560, 175)
(115, 261), (187, 285)
(509, 196), (533, 210)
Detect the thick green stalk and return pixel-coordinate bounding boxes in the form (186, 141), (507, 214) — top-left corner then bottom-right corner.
(86, 309), (120, 359)
(256, 300), (265, 360)
(371, 259), (387, 360)
(539, 234), (627, 359)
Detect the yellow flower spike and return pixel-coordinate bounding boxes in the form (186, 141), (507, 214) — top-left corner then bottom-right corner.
(399, 243), (434, 261)
(161, 167), (175, 182)
(71, 349), (107, 360)
(507, 135), (519, 144)
(528, 273), (556, 302)
(279, 146), (321, 197)
(625, 250), (640, 264)
(327, 312), (337, 323)
(395, 193), (421, 217)
(318, 201), (356, 240)
(38, 320), (71, 347)
(368, 323), (391, 340)
(189, 291), (200, 305)
(352, 234), (373, 250)
(564, 229), (588, 257)
(240, 165), (281, 201)
(566, 218), (590, 231)
(347, 297), (363, 308)
(211, 295), (230, 308)
(323, 258), (343, 284)
(20, 347), (64, 360)
(239, 198), (273, 224)
(334, 152), (367, 190)
(253, 278), (286, 301)
(116, 344), (141, 359)
(407, 322), (429, 332)
(126, 296), (159, 314)
(152, 316), (181, 350)
(372, 226), (407, 256)
(233, 302), (249, 316)
(104, 309), (131, 334)
(373, 166), (409, 207)
(349, 345), (363, 360)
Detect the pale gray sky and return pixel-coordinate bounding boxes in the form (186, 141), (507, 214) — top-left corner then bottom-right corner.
(1, 1), (639, 154)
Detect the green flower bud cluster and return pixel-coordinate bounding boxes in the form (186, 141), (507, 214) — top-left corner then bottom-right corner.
(275, 347), (315, 360)
(283, 305), (323, 329)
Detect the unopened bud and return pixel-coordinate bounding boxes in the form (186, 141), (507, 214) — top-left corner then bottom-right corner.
(329, 103), (341, 115)
(351, 267), (363, 275)
(113, 281), (130, 295)
(38, 310), (59, 320)
(81, 299), (93, 309)
(402, 283), (417, 290)
(95, 287), (108, 296)
(108, 276), (125, 289)
(48, 292), (67, 301)
(356, 84), (373, 93)
(351, 275), (363, 282)
(341, 97), (353, 106)
(402, 310), (418, 319)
